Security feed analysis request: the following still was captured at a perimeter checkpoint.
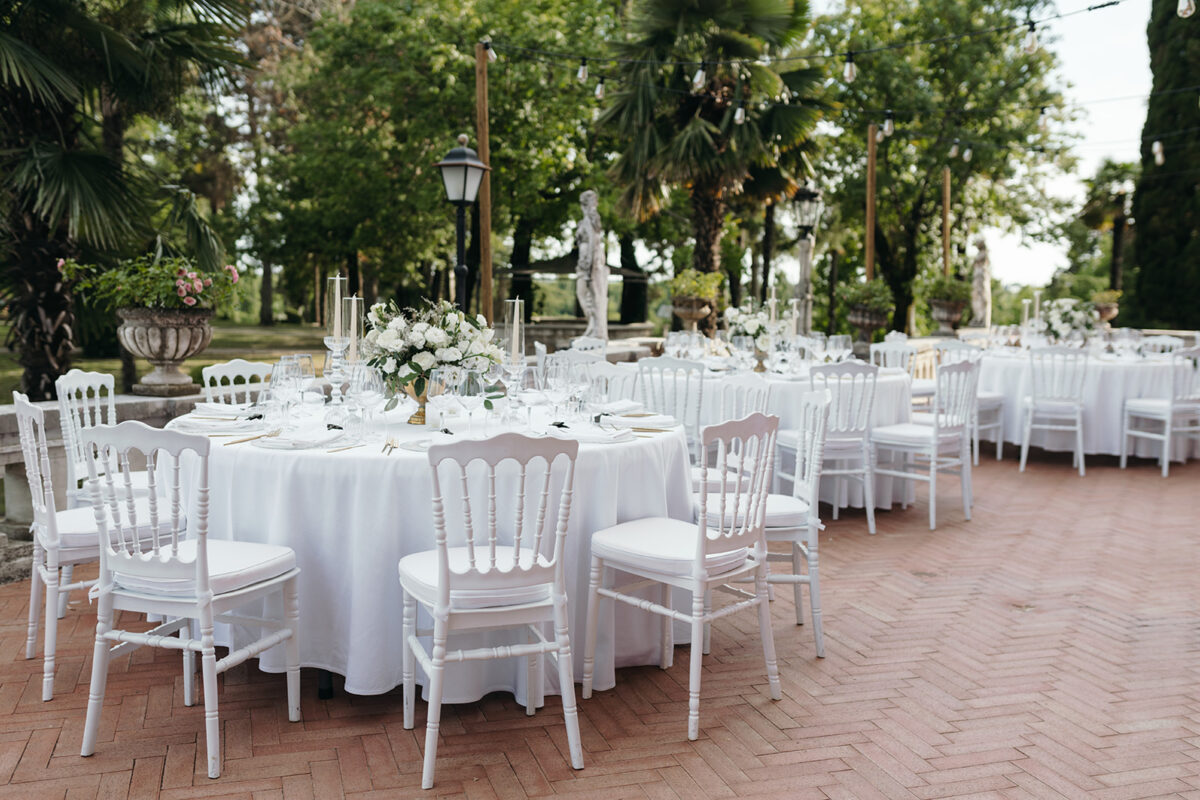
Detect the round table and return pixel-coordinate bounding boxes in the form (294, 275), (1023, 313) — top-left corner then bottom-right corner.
(171, 412), (693, 702)
(978, 351), (1197, 458)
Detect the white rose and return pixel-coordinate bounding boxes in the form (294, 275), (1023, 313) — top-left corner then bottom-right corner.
(412, 352), (436, 371)
(755, 334), (770, 351)
(439, 347), (463, 363)
(444, 313), (458, 330)
(724, 307), (737, 321)
(407, 331), (426, 349)
(476, 314), (487, 327)
(377, 329), (400, 349)
(367, 310), (380, 326)
(412, 322), (429, 335)
(480, 327), (495, 342)
(383, 357), (397, 374)
(387, 316), (405, 332)
(425, 328), (449, 347)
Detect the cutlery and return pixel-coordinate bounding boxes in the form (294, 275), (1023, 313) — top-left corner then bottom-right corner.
(327, 443), (365, 453)
(631, 426), (671, 433)
(224, 429), (281, 446)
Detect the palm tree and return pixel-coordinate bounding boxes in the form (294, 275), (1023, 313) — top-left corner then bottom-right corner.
(1080, 160), (1139, 291)
(602, 0), (823, 290)
(0, 0), (243, 399)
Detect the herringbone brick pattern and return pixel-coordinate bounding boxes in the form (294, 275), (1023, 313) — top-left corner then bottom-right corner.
(1, 451), (1198, 798)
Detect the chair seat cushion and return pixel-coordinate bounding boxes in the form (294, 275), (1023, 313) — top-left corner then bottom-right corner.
(1022, 397), (1082, 415)
(67, 469), (153, 505)
(114, 539), (296, 598)
(1126, 397), (1200, 418)
(781, 429), (865, 458)
(698, 493), (811, 529)
(591, 518), (747, 578)
(51, 496), (173, 550)
(398, 546), (551, 610)
(976, 390), (1004, 409)
(871, 422), (963, 448)
(911, 378), (936, 397)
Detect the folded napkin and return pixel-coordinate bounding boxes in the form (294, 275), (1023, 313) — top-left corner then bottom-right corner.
(603, 413), (677, 429)
(190, 402), (251, 419)
(252, 429), (345, 450)
(172, 416), (261, 434)
(544, 424), (635, 444)
(595, 398), (643, 414)
(703, 357), (734, 372)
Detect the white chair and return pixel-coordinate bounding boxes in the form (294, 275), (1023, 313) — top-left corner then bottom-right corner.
(934, 341), (1004, 464)
(56, 369), (152, 511)
(202, 358), (273, 404)
(884, 331), (908, 344)
(1143, 335), (1184, 354)
(400, 434), (584, 789)
(638, 356), (705, 460)
(760, 392), (829, 656)
(582, 413), (782, 740)
(546, 348), (604, 369)
(571, 335), (608, 356)
(780, 361), (877, 534)
(869, 342), (916, 371)
(80, 421), (300, 779)
(692, 374), (769, 492)
(587, 360), (640, 404)
(909, 348), (938, 405)
(872, 360), (977, 530)
(1019, 347), (1088, 477)
(1120, 346), (1200, 477)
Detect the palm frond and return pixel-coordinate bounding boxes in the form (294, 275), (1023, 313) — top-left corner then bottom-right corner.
(0, 31), (79, 109)
(160, 183), (225, 270)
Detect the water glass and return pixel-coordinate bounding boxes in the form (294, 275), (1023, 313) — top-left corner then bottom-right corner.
(458, 370), (486, 436)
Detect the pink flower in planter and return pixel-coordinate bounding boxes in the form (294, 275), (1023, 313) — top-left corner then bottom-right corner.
(224, 265), (240, 284)
(177, 268), (187, 277)
(176, 279), (186, 288)
(56, 258), (65, 271)
(177, 286), (187, 297)
(186, 271), (197, 280)
(193, 279), (203, 293)
(203, 277), (212, 287)
(182, 295), (197, 306)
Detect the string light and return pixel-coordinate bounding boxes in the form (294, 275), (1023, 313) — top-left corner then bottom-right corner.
(843, 52), (857, 83)
(577, 58), (588, 83)
(1038, 106), (1048, 131)
(1152, 140), (1165, 165)
(594, 77), (605, 100)
(692, 63), (707, 91)
(1023, 21), (1039, 54)
(876, 127), (885, 142)
(962, 146), (973, 162)
(484, 41), (497, 62)
(1178, 0), (1195, 17)
(734, 101), (746, 125)
(949, 140), (960, 158)
(883, 110), (895, 137)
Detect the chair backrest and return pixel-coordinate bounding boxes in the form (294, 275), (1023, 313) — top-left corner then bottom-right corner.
(83, 421), (207, 594)
(931, 360), (978, 433)
(909, 348), (937, 381)
(1170, 346), (1200, 404)
(571, 335), (608, 355)
(637, 356), (705, 445)
(711, 373), (770, 423)
(694, 413), (778, 572)
(546, 349), (604, 369)
(202, 358), (273, 404)
(883, 331), (908, 343)
(810, 361), (878, 440)
(788, 392), (830, 529)
(426, 433), (578, 605)
(1143, 335), (1183, 354)
(934, 340), (983, 364)
(1028, 346), (1088, 403)
(587, 361), (639, 403)
(13, 392), (61, 548)
(56, 369), (117, 490)
(869, 342), (915, 370)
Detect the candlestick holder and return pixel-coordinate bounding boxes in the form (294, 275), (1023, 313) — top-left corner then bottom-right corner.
(323, 336), (350, 405)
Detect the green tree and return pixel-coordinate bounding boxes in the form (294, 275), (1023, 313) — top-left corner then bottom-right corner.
(1079, 159), (1137, 291)
(1130, 0), (1199, 329)
(810, 0), (1070, 331)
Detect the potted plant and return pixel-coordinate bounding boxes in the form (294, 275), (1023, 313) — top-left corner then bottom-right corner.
(1091, 289), (1121, 324)
(670, 269), (724, 333)
(839, 278), (894, 343)
(64, 255), (239, 396)
(926, 274), (973, 335)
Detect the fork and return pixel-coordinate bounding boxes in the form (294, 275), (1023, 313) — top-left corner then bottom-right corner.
(224, 429), (281, 446)
(384, 436), (398, 455)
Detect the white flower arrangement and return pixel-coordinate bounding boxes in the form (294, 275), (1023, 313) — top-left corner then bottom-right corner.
(1033, 298), (1097, 341)
(363, 299), (503, 404)
(724, 305), (786, 352)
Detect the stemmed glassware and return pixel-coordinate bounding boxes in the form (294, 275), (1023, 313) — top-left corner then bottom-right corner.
(515, 366), (545, 430)
(269, 358), (302, 429)
(457, 370), (486, 436)
(345, 364), (386, 439)
(544, 362), (572, 420)
(425, 368), (459, 429)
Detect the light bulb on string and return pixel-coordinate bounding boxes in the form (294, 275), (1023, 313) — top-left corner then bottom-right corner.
(949, 139), (960, 159)
(734, 101), (746, 125)
(483, 42), (497, 62)
(577, 59), (588, 83)
(1152, 140), (1165, 166)
(843, 52), (857, 83)
(1038, 107), (1048, 132)
(876, 127), (885, 143)
(883, 110), (895, 137)
(692, 63), (707, 91)
(962, 146), (973, 162)
(1023, 21), (1039, 55)
(594, 78), (605, 100)
(1178, 0), (1195, 17)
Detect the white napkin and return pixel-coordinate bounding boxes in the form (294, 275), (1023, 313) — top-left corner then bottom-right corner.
(252, 429), (345, 450)
(603, 413), (677, 429)
(595, 399), (643, 414)
(544, 424), (635, 444)
(190, 402), (250, 419)
(172, 416), (260, 434)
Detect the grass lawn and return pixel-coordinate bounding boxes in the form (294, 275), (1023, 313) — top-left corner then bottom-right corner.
(0, 320), (328, 403)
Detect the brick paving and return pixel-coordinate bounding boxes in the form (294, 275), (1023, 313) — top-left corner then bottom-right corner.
(1, 450), (1198, 798)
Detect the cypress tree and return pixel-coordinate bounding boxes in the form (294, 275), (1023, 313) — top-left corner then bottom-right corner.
(1130, 0), (1200, 328)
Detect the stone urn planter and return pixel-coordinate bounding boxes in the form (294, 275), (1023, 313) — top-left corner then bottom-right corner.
(847, 305), (890, 350)
(1095, 302), (1119, 324)
(929, 299), (967, 336)
(672, 297), (712, 333)
(117, 308), (214, 396)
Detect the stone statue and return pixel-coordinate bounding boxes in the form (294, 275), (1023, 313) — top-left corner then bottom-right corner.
(971, 236), (992, 329)
(575, 190), (608, 340)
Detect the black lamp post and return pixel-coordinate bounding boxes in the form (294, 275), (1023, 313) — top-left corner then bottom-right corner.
(435, 134), (490, 309)
(793, 183), (824, 333)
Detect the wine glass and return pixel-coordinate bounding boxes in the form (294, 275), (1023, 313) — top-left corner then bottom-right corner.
(458, 370), (486, 436)
(346, 364), (386, 439)
(544, 362), (572, 420)
(425, 368), (458, 429)
(269, 358), (302, 428)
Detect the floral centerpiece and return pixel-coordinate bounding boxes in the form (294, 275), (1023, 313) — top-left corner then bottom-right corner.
(363, 299), (503, 417)
(63, 255), (239, 396)
(723, 306), (776, 352)
(1034, 298), (1097, 341)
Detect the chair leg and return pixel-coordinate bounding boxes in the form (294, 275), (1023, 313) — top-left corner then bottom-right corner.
(283, 576), (301, 723)
(182, 618), (195, 708)
(199, 609), (221, 779)
(56, 564), (73, 620)
(42, 559), (59, 702)
(687, 592), (705, 741)
(995, 412), (1004, 461)
(1120, 410), (1130, 469)
(402, 593), (416, 729)
(791, 543), (805, 626)
(25, 542), (42, 661)
(420, 619), (448, 790)
(581, 556), (602, 699)
(661, 583), (674, 668)
(831, 466), (841, 521)
(806, 538), (825, 659)
(1076, 411), (1086, 477)
(525, 626), (538, 716)
(702, 590), (712, 656)
(1161, 417), (1172, 478)
(961, 439), (973, 521)
(552, 592), (584, 770)
(972, 409), (981, 466)
(755, 568), (783, 696)
(863, 447), (877, 535)
(928, 450), (938, 531)
(80, 593), (113, 758)
(1019, 407), (1032, 472)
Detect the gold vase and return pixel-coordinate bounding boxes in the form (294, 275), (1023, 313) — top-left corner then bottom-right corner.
(406, 385), (428, 425)
(754, 348), (768, 373)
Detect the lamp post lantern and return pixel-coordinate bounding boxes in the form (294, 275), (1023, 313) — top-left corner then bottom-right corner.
(435, 134), (490, 310)
(793, 183), (823, 333)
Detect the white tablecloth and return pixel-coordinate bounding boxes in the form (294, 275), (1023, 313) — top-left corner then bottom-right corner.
(172, 415), (693, 702)
(979, 352), (1198, 458)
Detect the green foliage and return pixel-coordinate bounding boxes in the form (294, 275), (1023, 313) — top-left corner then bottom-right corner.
(1092, 289), (1122, 305)
(65, 255), (240, 310)
(838, 278), (894, 315)
(924, 274), (972, 305)
(669, 269), (725, 301)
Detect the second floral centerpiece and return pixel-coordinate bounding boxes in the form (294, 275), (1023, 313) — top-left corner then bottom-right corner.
(362, 299), (503, 422)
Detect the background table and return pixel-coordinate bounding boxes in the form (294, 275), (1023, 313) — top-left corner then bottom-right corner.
(176, 417), (693, 704)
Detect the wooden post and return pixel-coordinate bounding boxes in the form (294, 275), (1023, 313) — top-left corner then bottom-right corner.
(942, 166), (952, 276)
(475, 43), (494, 324)
(865, 123), (877, 281)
